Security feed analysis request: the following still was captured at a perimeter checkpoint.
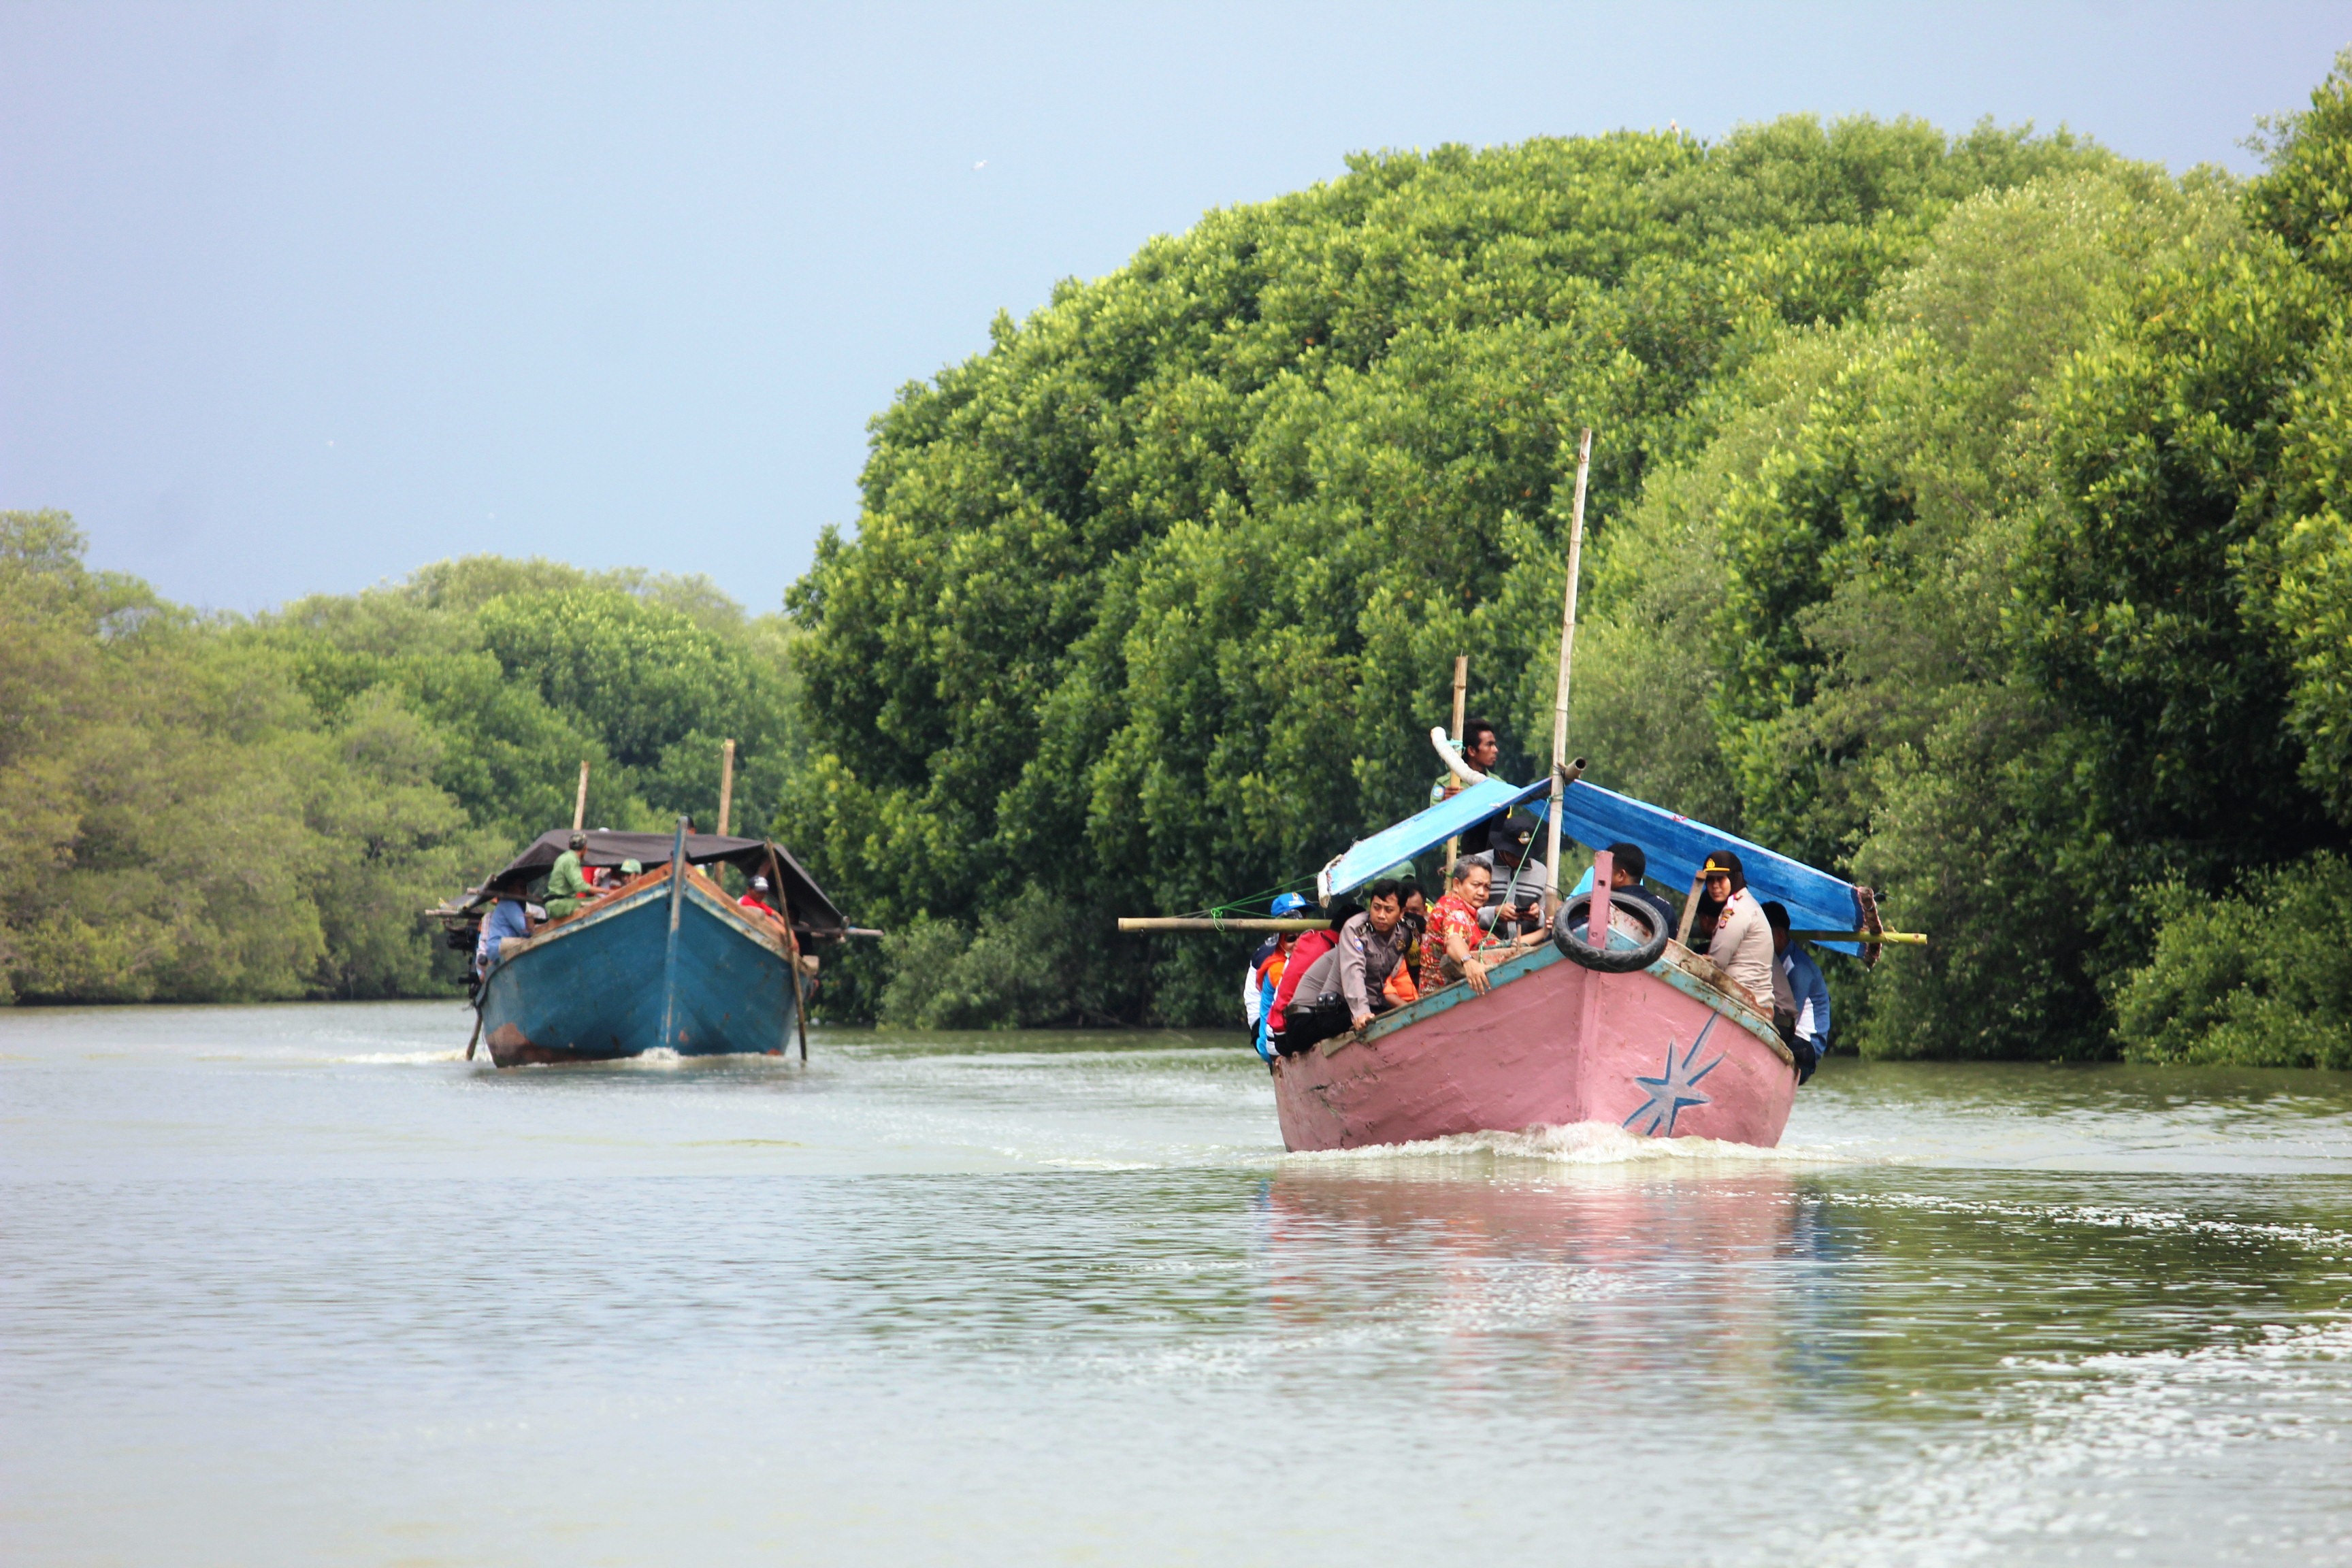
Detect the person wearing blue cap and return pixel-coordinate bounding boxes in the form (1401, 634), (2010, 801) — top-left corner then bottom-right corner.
(1243, 893), (1312, 1055)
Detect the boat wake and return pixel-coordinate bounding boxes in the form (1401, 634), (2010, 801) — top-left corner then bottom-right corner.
(1286, 1118), (1853, 1169)
(333, 1049), (469, 1065)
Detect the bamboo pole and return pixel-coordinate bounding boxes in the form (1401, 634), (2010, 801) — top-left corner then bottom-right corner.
(1676, 872), (1705, 949)
(717, 739), (737, 837)
(1789, 930), (1927, 945)
(766, 844), (810, 1062)
(1444, 654), (1469, 878)
(1544, 429), (1593, 919)
(1117, 917), (1333, 932)
(572, 760), (591, 832)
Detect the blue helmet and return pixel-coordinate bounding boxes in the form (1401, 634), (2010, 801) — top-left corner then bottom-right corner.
(1270, 892), (1310, 917)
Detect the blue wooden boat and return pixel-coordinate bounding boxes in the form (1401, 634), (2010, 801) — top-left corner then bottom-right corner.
(458, 820), (851, 1066)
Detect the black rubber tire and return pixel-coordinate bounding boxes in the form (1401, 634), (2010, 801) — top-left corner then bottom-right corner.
(1552, 891), (1671, 973)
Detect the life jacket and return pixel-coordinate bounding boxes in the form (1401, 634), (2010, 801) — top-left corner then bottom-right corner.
(1267, 930), (1337, 1035)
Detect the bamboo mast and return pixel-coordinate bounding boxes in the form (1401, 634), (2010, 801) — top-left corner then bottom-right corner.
(572, 760), (591, 832)
(1443, 655), (1469, 878)
(717, 738), (737, 837)
(1544, 429), (1593, 919)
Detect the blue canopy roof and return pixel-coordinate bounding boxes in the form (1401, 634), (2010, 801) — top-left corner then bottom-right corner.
(1318, 772), (1865, 955)
(1318, 775), (1551, 902)
(1541, 779), (1864, 955)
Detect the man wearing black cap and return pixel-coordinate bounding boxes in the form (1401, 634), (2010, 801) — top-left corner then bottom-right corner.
(1478, 810), (1550, 938)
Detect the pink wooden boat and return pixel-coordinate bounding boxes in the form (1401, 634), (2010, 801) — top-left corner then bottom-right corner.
(1270, 933), (1796, 1153)
(1262, 753), (1877, 1152)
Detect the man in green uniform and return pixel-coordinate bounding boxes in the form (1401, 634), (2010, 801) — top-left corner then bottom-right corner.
(543, 832), (593, 920)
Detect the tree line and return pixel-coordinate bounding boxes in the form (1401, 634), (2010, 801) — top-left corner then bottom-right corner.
(0, 516), (800, 1002)
(10, 56), (2352, 1065)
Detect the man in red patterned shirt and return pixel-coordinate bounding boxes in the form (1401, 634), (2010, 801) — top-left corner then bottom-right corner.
(1420, 858), (1497, 997)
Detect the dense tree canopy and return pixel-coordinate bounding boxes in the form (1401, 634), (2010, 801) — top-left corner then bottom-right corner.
(783, 113), (2108, 1021)
(788, 62), (2352, 1056)
(17, 57), (2352, 1068)
(0, 520), (798, 1003)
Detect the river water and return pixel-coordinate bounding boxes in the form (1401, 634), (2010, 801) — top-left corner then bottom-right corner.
(4, 1002), (2351, 1566)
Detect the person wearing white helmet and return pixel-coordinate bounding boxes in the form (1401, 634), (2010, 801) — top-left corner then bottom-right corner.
(738, 875), (781, 920)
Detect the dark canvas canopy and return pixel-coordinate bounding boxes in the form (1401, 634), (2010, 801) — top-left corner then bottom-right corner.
(483, 829), (846, 932)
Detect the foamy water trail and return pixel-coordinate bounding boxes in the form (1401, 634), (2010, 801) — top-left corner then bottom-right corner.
(1284, 1118), (1859, 1169)
(332, 1049), (469, 1065)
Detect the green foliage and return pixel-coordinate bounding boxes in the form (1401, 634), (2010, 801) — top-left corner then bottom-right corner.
(0, 512), (499, 1002)
(877, 887), (1149, 1028)
(0, 525), (805, 1005)
(787, 115), (2105, 1025)
(2114, 855), (2352, 1067)
(796, 60), (2352, 1054)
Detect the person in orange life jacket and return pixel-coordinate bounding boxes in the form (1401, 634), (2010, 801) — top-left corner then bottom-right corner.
(738, 875), (781, 919)
(1249, 931), (1298, 1060)
(1699, 851), (1776, 1012)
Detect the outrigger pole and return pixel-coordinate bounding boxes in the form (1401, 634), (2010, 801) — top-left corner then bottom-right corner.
(1544, 429), (1594, 919)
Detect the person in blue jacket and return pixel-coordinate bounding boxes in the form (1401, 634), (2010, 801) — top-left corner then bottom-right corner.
(1759, 900), (1830, 1082)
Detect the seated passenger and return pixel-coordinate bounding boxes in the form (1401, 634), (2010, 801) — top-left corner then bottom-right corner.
(1267, 900), (1361, 1056)
(1478, 814), (1550, 937)
(1602, 841), (1680, 933)
(1396, 878), (1427, 978)
(542, 832), (593, 920)
(738, 875), (781, 918)
(1338, 879), (1413, 1032)
(1245, 892), (1312, 1035)
(1699, 851), (1776, 1013)
(1250, 930), (1298, 1060)
(1760, 900), (1829, 1084)
(474, 895), (530, 975)
(1420, 858), (1497, 998)
(1265, 902), (1351, 1042)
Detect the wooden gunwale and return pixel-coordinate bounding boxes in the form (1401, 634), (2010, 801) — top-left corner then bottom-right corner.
(489, 864), (791, 970)
(1325, 937), (1790, 1067)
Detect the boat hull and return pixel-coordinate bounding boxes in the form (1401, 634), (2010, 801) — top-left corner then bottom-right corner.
(478, 868), (797, 1066)
(1269, 942), (1795, 1151)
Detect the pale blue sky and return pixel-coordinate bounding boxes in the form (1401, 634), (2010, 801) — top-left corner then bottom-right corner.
(3, 2), (2345, 615)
